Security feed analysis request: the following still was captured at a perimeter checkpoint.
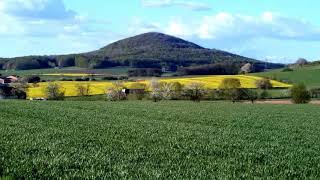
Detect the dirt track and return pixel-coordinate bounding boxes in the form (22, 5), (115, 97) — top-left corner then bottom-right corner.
(243, 100), (320, 105)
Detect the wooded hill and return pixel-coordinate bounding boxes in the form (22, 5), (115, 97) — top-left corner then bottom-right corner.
(0, 32), (283, 73)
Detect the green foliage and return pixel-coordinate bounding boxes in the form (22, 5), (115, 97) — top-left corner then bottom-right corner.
(310, 88), (320, 98)
(290, 83), (311, 104)
(282, 67), (294, 72)
(255, 78), (273, 90)
(1, 101), (320, 178)
(45, 83), (65, 100)
(242, 89), (259, 103)
(219, 78), (241, 102)
(219, 78), (241, 89)
(75, 56), (89, 68)
(57, 55), (75, 67)
(0, 176), (14, 180)
(259, 90), (270, 99)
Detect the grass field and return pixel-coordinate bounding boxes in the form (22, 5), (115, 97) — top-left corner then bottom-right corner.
(0, 67), (130, 79)
(27, 75), (290, 98)
(253, 65), (320, 88)
(1, 101), (320, 179)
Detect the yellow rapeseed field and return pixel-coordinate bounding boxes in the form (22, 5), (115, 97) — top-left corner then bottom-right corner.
(27, 75), (291, 98)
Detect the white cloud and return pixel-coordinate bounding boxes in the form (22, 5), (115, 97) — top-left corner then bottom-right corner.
(165, 21), (192, 37)
(130, 12), (320, 42)
(0, 0), (76, 20)
(0, 0), (111, 37)
(141, 0), (211, 11)
(0, 0), (115, 57)
(126, 12), (320, 62)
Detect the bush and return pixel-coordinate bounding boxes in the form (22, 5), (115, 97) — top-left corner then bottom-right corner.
(259, 90), (270, 99)
(25, 76), (41, 83)
(60, 78), (73, 81)
(310, 88), (320, 98)
(282, 67), (294, 72)
(256, 78), (273, 90)
(45, 83), (65, 100)
(183, 82), (206, 102)
(242, 89), (258, 103)
(290, 83), (311, 104)
(219, 78), (241, 103)
(208, 89), (225, 100)
(160, 82), (183, 100)
(76, 83), (91, 96)
(11, 89), (27, 99)
(102, 76), (118, 81)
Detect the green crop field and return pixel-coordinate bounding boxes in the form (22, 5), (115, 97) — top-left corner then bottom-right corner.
(253, 65), (320, 88)
(1, 101), (320, 179)
(0, 67), (130, 79)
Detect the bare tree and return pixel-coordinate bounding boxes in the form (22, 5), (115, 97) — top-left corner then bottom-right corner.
(149, 79), (163, 102)
(45, 82), (65, 100)
(161, 82), (175, 100)
(183, 82), (206, 102)
(167, 82), (183, 100)
(76, 83), (91, 96)
(106, 81), (126, 101)
(256, 78), (272, 90)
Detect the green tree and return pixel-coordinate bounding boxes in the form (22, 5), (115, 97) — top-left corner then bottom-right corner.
(75, 56), (89, 68)
(290, 83), (311, 104)
(219, 78), (241, 103)
(256, 78), (273, 90)
(45, 83), (65, 100)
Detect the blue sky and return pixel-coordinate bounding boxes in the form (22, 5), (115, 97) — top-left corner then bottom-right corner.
(0, 0), (320, 63)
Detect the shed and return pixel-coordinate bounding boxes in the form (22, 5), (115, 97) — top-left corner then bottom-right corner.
(5, 76), (18, 83)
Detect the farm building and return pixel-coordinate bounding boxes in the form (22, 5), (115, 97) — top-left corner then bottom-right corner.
(4, 76), (18, 83)
(122, 88), (145, 95)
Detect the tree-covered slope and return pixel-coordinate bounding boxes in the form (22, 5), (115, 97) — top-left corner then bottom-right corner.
(88, 32), (257, 64)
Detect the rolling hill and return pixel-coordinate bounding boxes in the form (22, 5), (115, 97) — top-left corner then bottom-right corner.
(253, 62), (320, 88)
(0, 32), (283, 72)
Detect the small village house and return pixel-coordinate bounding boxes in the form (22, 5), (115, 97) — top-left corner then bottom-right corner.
(5, 76), (18, 83)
